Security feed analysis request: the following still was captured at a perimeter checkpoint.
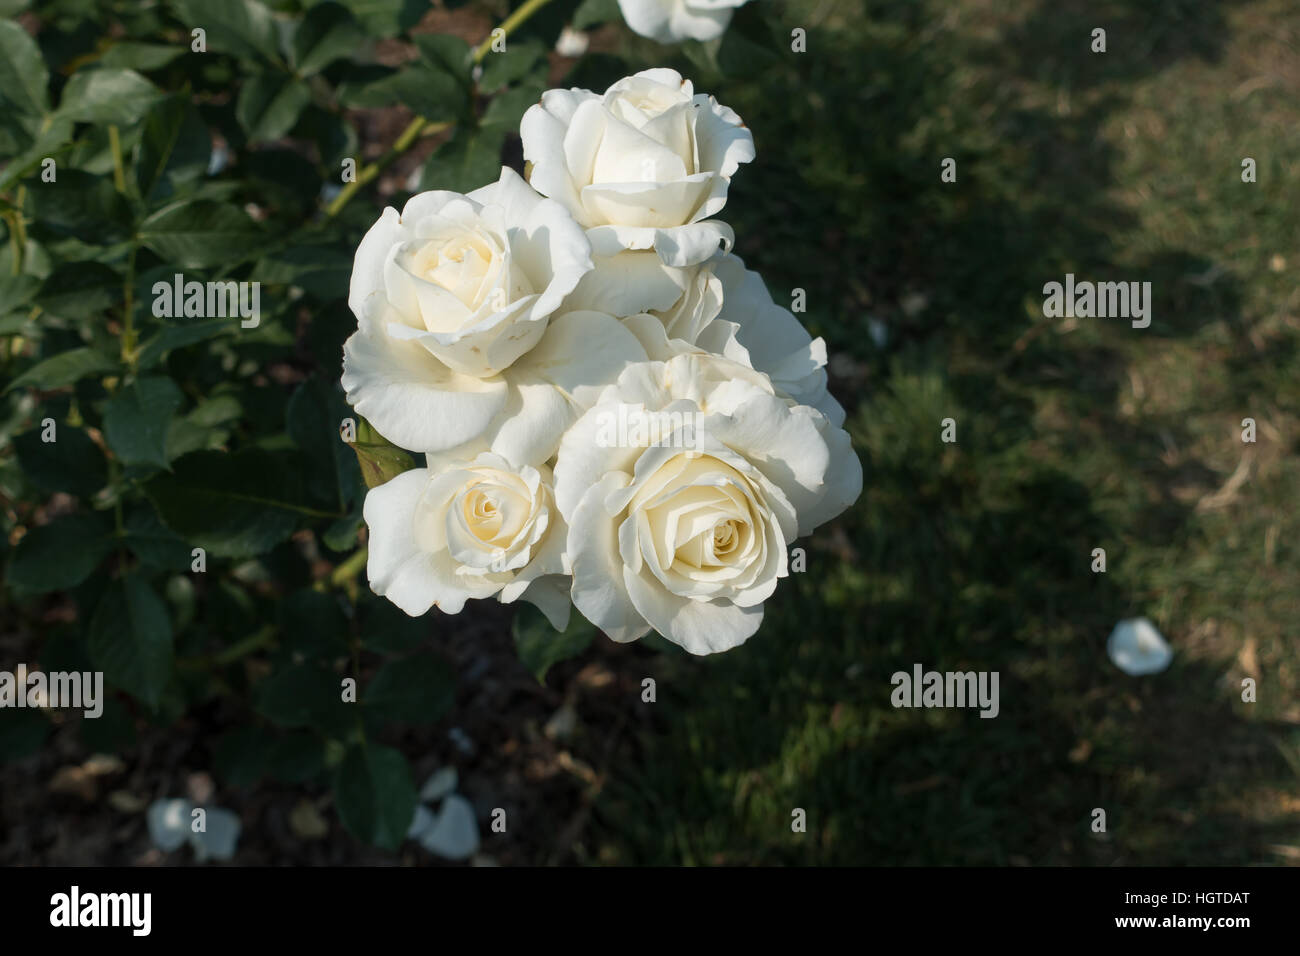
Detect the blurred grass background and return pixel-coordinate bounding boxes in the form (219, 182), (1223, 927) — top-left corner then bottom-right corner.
(583, 0), (1300, 865)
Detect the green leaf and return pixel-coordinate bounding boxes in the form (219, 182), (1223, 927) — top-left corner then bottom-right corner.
(412, 33), (473, 81)
(7, 513), (113, 593)
(256, 663), (351, 735)
(288, 376), (359, 511)
(0, 275), (39, 312)
(13, 425), (108, 497)
(0, 116), (74, 194)
(256, 243), (352, 300)
(0, 20), (49, 116)
(482, 80), (547, 132)
(25, 169), (131, 243)
(101, 41), (188, 72)
(58, 68), (163, 126)
(278, 588), (349, 658)
(366, 652), (455, 724)
(332, 743), (417, 850)
(336, 0), (426, 37)
(291, 2), (364, 76)
(123, 506), (194, 570)
(5, 348), (119, 392)
(213, 725), (273, 787)
(337, 64), (462, 121)
(165, 393), (243, 458)
(103, 375), (184, 469)
(136, 318), (235, 369)
(269, 732), (325, 783)
(512, 602), (596, 682)
(573, 0), (619, 30)
(36, 262), (122, 319)
(358, 599), (428, 654)
(170, 0), (282, 63)
(419, 123), (506, 193)
(348, 416), (415, 489)
(322, 505), (363, 552)
(478, 38), (545, 92)
(136, 93), (212, 201)
(139, 200), (263, 269)
(236, 72), (312, 142)
(87, 573), (175, 710)
(144, 449), (317, 558)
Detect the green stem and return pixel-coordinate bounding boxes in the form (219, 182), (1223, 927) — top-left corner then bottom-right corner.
(324, 120), (449, 218)
(108, 125), (126, 193)
(472, 0), (555, 63)
(121, 244), (138, 372)
(214, 625), (276, 666)
(326, 546), (368, 590)
(323, 0), (555, 219)
(7, 187), (26, 275)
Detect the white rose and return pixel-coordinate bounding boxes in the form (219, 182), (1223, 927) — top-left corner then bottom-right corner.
(617, 0), (750, 43)
(554, 353), (862, 653)
(615, 252), (845, 428)
(563, 251), (723, 327)
(364, 452), (570, 629)
(381, 308), (659, 470)
(343, 168), (652, 463)
(347, 166), (591, 378)
(710, 254), (845, 427)
(521, 68), (755, 270)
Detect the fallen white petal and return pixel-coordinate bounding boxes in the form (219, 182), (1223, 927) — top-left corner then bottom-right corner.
(191, 807), (241, 862)
(146, 798), (194, 853)
(407, 804), (436, 840)
(419, 767), (459, 804)
(417, 794), (480, 860)
(1107, 617), (1173, 676)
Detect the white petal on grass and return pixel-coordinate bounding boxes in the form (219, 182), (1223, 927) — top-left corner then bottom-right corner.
(417, 794), (480, 860)
(146, 798), (194, 852)
(192, 807), (241, 862)
(147, 798), (241, 861)
(1107, 617), (1173, 675)
(407, 804), (436, 840)
(419, 767), (459, 804)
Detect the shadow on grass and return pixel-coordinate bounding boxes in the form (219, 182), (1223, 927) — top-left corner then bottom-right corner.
(587, 0), (1295, 865)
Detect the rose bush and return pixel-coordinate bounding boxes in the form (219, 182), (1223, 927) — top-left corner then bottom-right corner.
(0, 0), (860, 854)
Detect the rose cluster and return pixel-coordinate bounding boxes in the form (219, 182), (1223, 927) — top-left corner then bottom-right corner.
(342, 69), (861, 655)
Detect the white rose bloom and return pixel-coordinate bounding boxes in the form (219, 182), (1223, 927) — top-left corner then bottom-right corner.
(608, 252), (845, 427)
(347, 166), (591, 379)
(710, 254), (845, 428)
(364, 452), (570, 629)
(408, 308), (660, 470)
(613, 314), (858, 531)
(521, 68), (755, 272)
(343, 167), (653, 464)
(553, 354), (862, 653)
(617, 0), (750, 43)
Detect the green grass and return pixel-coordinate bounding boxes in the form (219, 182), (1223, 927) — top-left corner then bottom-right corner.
(585, 0), (1300, 865)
